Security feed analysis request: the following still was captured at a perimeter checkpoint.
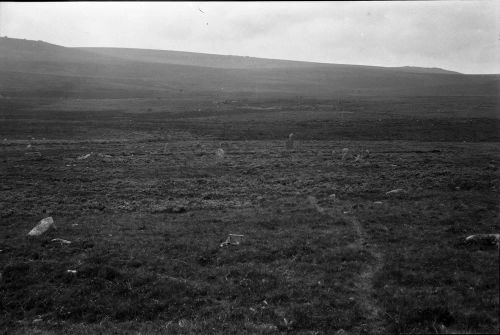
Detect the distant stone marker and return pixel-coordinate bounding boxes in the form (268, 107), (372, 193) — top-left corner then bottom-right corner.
(286, 133), (294, 149)
(341, 148), (349, 160)
(215, 147), (225, 162)
(307, 195), (325, 214)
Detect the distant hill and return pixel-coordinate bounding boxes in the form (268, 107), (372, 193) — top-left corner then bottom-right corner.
(77, 47), (320, 70)
(0, 37), (498, 99)
(76, 47), (460, 74)
(390, 66), (460, 75)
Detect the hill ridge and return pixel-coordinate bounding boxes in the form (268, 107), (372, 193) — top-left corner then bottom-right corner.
(76, 46), (461, 74)
(0, 36), (497, 99)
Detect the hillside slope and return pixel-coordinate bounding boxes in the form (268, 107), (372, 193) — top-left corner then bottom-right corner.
(76, 47), (460, 74)
(0, 37), (498, 99)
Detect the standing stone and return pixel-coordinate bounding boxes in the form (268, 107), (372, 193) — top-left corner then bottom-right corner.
(286, 133), (294, 149)
(215, 148), (225, 162)
(341, 148), (349, 160)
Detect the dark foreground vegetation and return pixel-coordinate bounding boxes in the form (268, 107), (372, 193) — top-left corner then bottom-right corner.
(0, 95), (498, 334)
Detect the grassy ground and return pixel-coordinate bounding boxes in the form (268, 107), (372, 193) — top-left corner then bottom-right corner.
(0, 97), (499, 334)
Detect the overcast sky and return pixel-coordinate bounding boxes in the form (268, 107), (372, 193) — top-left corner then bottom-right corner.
(0, 1), (498, 74)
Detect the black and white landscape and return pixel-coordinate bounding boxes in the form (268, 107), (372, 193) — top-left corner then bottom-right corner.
(0, 2), (498, 334)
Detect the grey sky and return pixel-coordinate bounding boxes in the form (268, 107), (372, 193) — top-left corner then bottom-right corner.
(1, 1), (498, 74)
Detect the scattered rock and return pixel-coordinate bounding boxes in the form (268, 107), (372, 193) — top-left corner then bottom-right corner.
(386, 188), (405, 195)
(335, 329), (349, 335)
(374, 201), (383, 205)
(220, 234), (244, 247)
(28, 217), (55, 236)
(178, 319), (190, 328)
(282, 317), (292, 328)
(51, 238), (71, 245)
(151, 205), (186, 214)
(151, 205), (168, 213)
(88, 202), (105, 211)
(117, 201), (134, 211)
(247, 323), (278, 332)
(171, 206), (186, 213)
(465, 234), (499, 246)
(66, 269), (77, 274)
(77, 153), (92, 160)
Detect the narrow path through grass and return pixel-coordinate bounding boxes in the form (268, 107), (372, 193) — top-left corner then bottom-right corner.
(348, 215), (385, 334)
(319, 199), (386, 333)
